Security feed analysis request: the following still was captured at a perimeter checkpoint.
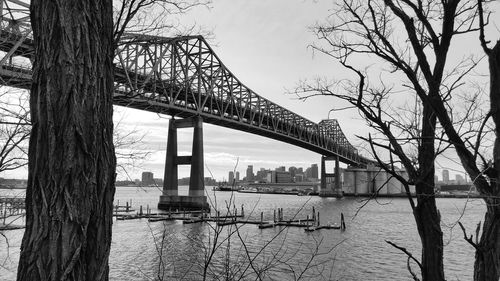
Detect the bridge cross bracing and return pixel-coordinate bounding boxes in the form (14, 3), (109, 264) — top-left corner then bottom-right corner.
(0, 0), (373, 166)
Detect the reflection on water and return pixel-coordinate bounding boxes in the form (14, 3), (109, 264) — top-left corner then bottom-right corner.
(0, 186), (485, 280)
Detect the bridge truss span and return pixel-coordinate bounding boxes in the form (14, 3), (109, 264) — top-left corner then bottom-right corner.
(0, 0), (373, 166)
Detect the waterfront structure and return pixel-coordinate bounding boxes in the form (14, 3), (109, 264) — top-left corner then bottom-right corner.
(342, 166), (408, 195)
(141, 172), (154, 186)
(0, 3), (374, 208)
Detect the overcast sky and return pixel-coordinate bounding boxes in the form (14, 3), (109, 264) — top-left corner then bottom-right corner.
(3, 0), (498, 182)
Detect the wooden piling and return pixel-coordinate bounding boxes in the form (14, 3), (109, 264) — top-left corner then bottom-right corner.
(341, 212), (346, 230)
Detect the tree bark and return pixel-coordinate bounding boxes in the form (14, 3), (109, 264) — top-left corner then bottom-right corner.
(414, 104), (445, 281)
(474, 202), (500, 281)
(474, 40), (500, 281)
(17, 1), (116, 280)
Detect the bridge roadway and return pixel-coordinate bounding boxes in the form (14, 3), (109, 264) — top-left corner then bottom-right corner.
(0, 1), (373, 167)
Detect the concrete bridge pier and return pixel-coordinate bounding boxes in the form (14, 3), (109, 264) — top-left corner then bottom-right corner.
(320, 156), (343, 197)
(158, 116), (210, 211)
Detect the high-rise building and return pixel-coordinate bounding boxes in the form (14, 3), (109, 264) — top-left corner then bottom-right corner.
(305, 167), (312, 179)
(246, 165), (254, 182)
(228, 171), (234, 184)
(442, 170), (450, 184)
(142, 171), (154, 186)
(235, 171), (240, 182)
(276, 166), (286, 172)
(289, 166), (297, 181)
(255, 169), (268, 182)
(311, 164), (319, 179)
(456, 174), (465, 184)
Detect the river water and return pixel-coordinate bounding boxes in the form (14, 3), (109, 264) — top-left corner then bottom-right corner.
(0, 186), (485, 280)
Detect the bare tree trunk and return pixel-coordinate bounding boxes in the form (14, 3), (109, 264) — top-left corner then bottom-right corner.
(474, 41), (500, 281)
(414, 105), (445, 281)
(474, 202), (500, 281)
(17, 1), (116, 280)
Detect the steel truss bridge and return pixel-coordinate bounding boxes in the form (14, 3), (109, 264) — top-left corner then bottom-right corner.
(0, 0), (372, 166)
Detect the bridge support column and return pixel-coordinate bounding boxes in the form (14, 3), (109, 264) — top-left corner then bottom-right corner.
(158, 116), (210, 211)
(320, 156), (343, 197)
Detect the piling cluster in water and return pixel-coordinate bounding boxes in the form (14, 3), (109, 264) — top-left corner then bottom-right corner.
(112, 199), (346, 232)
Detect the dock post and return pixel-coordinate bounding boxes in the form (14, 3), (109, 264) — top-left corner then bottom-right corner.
(341, 212), (346, 230)
(260, 212), (263, 225)
(241, 204), (244, 217)
(317, 212), (320, 226)
(273, 210), (276, 223)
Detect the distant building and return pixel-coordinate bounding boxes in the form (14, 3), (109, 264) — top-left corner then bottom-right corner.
(442, 170), (450, 184)
(456, 174), (465, 184)
(255, 169), (269, 182)
(311, 164), (318, 179)
(275, 171), (291, 183)
(142, 171), (154, 186)
(228, 171), (234, 184)
(178, 177), (190, 185)
(246, 165), (254, 182)
(305, 167), (312, 179)
(235, 171), (240, 182)
(266, 171), (292, 183)
(295, 173), (304, 182)
(289, 166), (297, 180)
(276, 166), (286, 172)
(205, 177), (217, 186)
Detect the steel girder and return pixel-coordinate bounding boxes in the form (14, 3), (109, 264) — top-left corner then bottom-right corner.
(0, 0), (373, 166)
